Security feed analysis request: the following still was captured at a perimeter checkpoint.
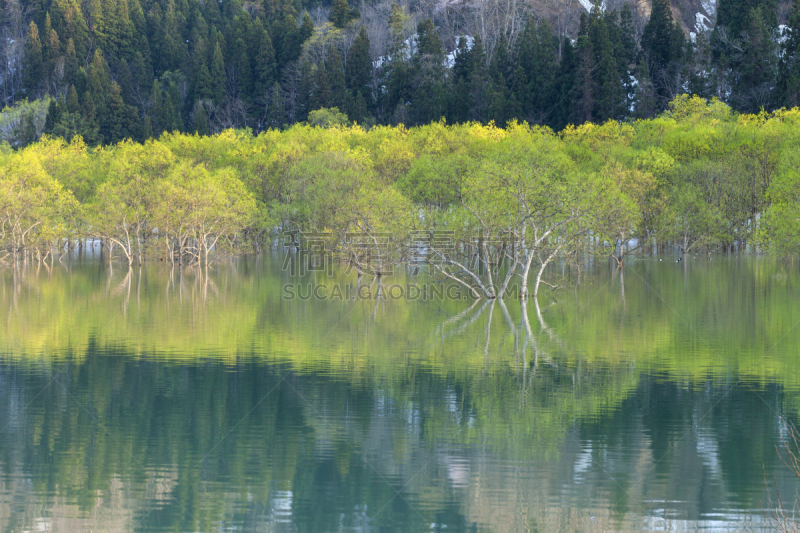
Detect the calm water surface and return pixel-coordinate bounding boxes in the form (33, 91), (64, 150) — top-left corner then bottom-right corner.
(1, 254), (800, 532)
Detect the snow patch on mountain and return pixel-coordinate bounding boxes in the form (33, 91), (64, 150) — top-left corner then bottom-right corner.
(695, 13), (712, 32)
(578, 0), (606, 12)
(691, 0), (716, 39)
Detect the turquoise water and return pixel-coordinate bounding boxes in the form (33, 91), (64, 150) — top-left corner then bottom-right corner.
(0, 254), (799, 531)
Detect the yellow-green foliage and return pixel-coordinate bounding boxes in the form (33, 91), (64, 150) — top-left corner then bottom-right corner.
(2, 96), (800, 258)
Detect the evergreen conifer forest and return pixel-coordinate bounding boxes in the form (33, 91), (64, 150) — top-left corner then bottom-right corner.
(0, 0), (798, 142)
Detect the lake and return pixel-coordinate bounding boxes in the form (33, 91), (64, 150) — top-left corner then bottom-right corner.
(1, 253), (799, 532)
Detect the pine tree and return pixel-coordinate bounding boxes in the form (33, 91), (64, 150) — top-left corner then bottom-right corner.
(299, 12), (314, 43)
(13, 0), (767, 141)
(311, 64), (331, 111)
(514, 17), (559, 124)
(266, 82), (286, 129)
(203, 0), (222, 30)
(412, 19), (447, 124)
(777, 0), (800, 107)
(388, 1), (405, 47)
(24, 22), (44, 95)
(253, 30), (276, 99)
(211, 32), (227, 65)
(330, 0), (351, 28)
(533, 20), (558, 123)
(149, 79), (164, 134)
(194, 104), (210, 135)
(190, 37), (212, 101)
(129, 0), (148, 51)
(551, 38), (577, 130)
(616, 4), (637, 68)
(101, 81), (140, 143)
(265, 0), (294, 23)
(147, 80), (181, 137)
(117, 62), (135, 105)
(195, 63), (213, 103)
(487, 75), (510, 126)
(634, 57), (658, 118)
(452, 35), (473, 84)
(716, 0), (776, 37)
(89, 0), (107, 51)
(50, 0), (90, 59)
(42, 14), (59, 76)
(98, 0), (135, 64)
(416, 18), (443, 57)
(514, 20), (535, 115)
(163, 83), (182, 132)
(510, 65), (529, 119)
(488, 34), (513, 124)
(573, 13), (597, 124)
(641, 0), (680, 71)
(450, 35), (473, 122)
(346, 26), (371, 102)
(467, 35), (489, 122)
(350, 90), (368, 123)
(382, 2), (413, 120)
(75, 67), (88, 96)
(143, 115), (154, 139)
(489, 34), (512, 87)
(45, 98), (62, 132)
(588, 5), (622, 121)
(732, 7), (777, 111)
(273, 12), (307, 66)
(83, 91), (98, 129)
(640, 0), (683, 107)
(209, 42), (226, 105)
(247, 18), (265, 63)
(64, 38), (79, 86)
(685, 31), (715, 99)
(611, 5), (637, 111)
(296, 60), (314, 122)
(234, 39), (252, 97)
(131, 51), (153, 94)
(152, 4), (188, 74)
(67, 85), (81, 113)
(326, 48), (349, 112)
(19, 109), (39, 146)
(88, 50), (112, 111)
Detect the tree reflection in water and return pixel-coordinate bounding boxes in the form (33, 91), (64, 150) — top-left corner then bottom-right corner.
(0, 255), (799, 532)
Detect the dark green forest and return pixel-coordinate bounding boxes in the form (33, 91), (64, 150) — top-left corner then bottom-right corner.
(0, 0), (798, 145)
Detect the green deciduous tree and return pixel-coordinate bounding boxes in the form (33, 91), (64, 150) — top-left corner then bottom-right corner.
(0, 150), (78, 259)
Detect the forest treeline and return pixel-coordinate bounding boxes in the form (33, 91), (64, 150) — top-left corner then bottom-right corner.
(1, 0), (800, 144)
(2, 96), (800, 297)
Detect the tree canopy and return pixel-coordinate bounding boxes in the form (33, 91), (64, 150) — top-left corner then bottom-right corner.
(4, 98), (800, 294)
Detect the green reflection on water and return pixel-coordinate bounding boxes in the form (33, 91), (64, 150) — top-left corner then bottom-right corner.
(0, 255), (799, 532)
